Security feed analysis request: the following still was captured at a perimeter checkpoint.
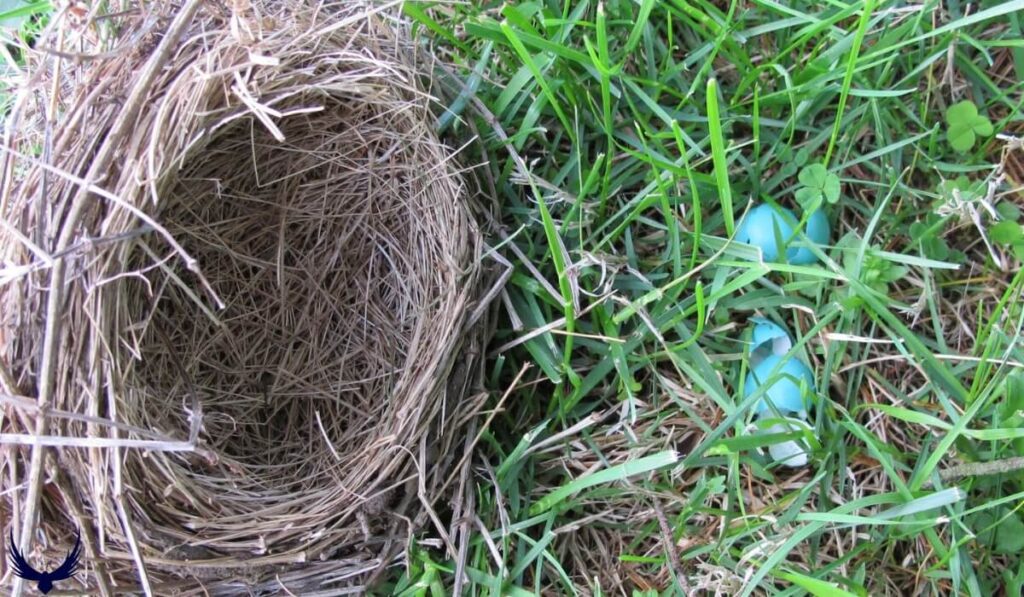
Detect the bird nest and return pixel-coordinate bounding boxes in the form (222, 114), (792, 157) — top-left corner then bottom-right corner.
(0, 2), (490, 593)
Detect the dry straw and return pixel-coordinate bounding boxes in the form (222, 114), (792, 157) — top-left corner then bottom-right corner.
(0, 1), (491, 593)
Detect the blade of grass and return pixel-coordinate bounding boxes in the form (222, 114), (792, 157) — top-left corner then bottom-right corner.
(529, 450), (679, 515)
(706, 78), (735, 235)
(823, 0), (876, 166)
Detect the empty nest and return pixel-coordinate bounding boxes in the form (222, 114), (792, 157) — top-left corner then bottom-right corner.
(0, 1), (490, 593)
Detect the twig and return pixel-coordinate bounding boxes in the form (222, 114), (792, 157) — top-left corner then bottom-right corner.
(0, 434), (199, 450)
(652, 497), (691, 595)
(939, 457), (1024, 482)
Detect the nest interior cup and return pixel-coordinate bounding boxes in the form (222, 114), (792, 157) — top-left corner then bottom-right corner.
(128, 48), (471, 548)
(1, 2), (487, 592)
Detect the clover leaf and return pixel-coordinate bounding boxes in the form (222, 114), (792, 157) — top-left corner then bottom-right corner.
(937, 175), (985, 203)
(989, 220), (1024, 261)
(974, 508), (1024, 554)
(990, 221), (1023, 245)
(945, 100), (993, 153)
(997, 202), (1022, 221)
(795, 164), (841, 210)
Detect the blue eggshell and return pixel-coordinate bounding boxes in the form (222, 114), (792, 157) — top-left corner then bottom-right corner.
(750, 319), (791, 355)
(764, 421), (812, 467)
(789, 209), (830, 265)
(736, 204), (796, 262)
(748, 416), (815, 468)
(744, 354), (815, 415)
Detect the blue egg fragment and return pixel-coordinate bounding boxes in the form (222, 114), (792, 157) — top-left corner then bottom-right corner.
(750, 318), (792, 355)
(789, 209), (830, 265)
(735, 204), (795, 262)
(744, 354), (815, 415)
(761, 418), (813, 467)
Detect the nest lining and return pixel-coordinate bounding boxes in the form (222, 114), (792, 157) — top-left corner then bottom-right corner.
(124, 90), (469, 534)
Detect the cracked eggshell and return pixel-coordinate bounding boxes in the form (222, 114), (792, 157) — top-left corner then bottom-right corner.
(757, 417), (814, 468)
(750, 318), (792, 356)
(744, 354), (815, 416)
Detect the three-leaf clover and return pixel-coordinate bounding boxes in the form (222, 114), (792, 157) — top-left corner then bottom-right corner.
(945, 100), (993, 153)
(795, 164), (841, 210)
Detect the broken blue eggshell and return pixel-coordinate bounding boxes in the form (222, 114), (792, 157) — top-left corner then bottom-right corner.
(744, 354), (815, 416)
(750, 318), (792, 358)
(742, 319), (818, 467)
(735, 204), (829, 264)
(752, 416), (815, 468)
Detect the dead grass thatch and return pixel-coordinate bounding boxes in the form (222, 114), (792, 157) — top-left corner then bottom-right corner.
(0, 1), (491, 594)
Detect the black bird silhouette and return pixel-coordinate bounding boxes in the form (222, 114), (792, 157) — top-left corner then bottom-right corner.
(8, 529), (81, 594)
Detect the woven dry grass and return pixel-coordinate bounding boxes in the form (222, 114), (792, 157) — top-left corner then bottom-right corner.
(0, 1), (491, 594)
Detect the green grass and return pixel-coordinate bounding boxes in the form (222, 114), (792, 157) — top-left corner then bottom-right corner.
(398, 0), (1024, 595)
